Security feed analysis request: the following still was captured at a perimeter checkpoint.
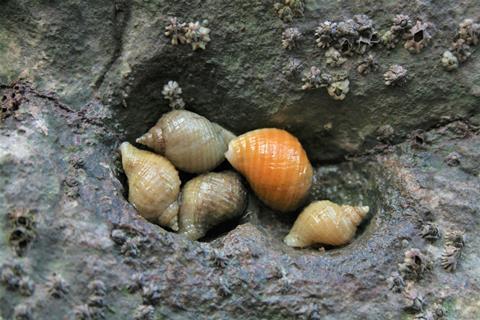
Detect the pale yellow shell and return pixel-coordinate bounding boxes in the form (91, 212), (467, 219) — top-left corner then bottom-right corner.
(120, 142), (181, 230)
(178, 171), (247, 240)
(284, 200), (369, 248)
(136, 110), (235, 174)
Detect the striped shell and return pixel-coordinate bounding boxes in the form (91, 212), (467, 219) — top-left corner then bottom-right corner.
(136, 110), (235, 173)
(120, 142), (181, 230)
(284, 200), (369, 247)
(178, 171), (247, 240)
(225, 128), (313, 212)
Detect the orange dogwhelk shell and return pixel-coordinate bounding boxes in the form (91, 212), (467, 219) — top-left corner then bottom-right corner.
(225, 128), (313, 212)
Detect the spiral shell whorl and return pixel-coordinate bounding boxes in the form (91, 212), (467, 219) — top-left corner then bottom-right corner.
(284, 200), (369, 248)
(137, 110), (235, 173)
(120, 142), (181, 231)
(178, 171), (247, 240)
(225, 128), (313, 212)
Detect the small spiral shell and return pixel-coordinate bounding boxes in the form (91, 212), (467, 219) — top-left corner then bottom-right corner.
(284, 200), (369, 247)
(178, 171), (247, 240)
(225, 128), (313, 212)
(136, 110), (235, 174)
(120, 142), (181, 230)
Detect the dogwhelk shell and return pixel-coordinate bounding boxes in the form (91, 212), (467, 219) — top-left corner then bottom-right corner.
(137, 110), (235, 173)
(120, 142), (181, 230)
(178, 171), (247, 240)
(225, 128), (313, 212)
(284, 200), (369, 247)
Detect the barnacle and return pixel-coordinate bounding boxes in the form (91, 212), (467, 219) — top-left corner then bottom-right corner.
(88, 280), (107, 296)
(142, 283), (162, 305)
(376, 124), (395, 142)
(315, 21), (336, 48)
(134, 305), (155, 320)
(46, 273), (69, 298)
(391, 14), (413, 34)
(398, 248), (432, 280)
(415, 305), (445, 320)
(387, 271), (405, 293)
(384, 65), (408, 86)
(450, 38), (472, 63)
(441, 245), (462, 272)
(418, 221), (441, 241)
(274, 0), (304, 22)
(161, 81), (185, 110)
(444, 230), (465, 248)
(110, 228), (127, 245)
(282, 27), (302, 50)
(301, 66), (331, 90)
(282, 57), (302, 77)
(357, 54), (379, 75)
(8, 208), (35, 229)
(14, 304), (33, 320)
(404, 20), (432, 53)
(353, 15), (379, 53)
(327, 78), (350, 100)
(73, 304), (93, 320)
(445, 151), (461, 166)
(18, 277), (35, 296)
(184, 21), (211, 50)
(128, 273), (145, 293)
(1, 90), (23, 122)
(164, 17), (187, 45)
(403, 283), (425, 313)
(441, 50), (459, 71)
(457, 18), (480, 46)
(325, 48), (347, 67)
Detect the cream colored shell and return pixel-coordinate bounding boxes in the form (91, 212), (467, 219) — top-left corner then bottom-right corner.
(120, 142), (181, 230)
(284, 200), (369, 248)
(136, 110), (235, 174)
(178, 171), (247, 240)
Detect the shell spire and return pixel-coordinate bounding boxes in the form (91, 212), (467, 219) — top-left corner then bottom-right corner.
(225, 128), (313, 212)
(136, 126), (165, 155)
(284, 200), (369, 248)
(120, 142), (181, 230)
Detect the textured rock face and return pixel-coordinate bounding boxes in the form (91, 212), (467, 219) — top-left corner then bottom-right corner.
(1, 0), (480, 319)
(1, 0), (479, 161)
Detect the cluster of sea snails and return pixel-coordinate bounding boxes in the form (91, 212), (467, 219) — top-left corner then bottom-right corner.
(120, 108), (369, 247)
(164, 17), (211, 50)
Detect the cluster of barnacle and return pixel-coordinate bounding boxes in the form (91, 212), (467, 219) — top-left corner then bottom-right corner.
(418, 221), (441, 241)
(442, 18), (480, 70)
(164, 17), (211, 51)
(314, 15), (379, 56)
(282, 27), (302, 50)
(7, 208), (36, 256)
(162, 81), (185, 109)
(301, 67), (350, 100)
(0, 261), (35, 297)
(274, 0), (304, 23)
(73, 280), (108, 319)
(382, 15), (432, 53)
(125, 273), (158, 319)
(441, 230), (465, 272)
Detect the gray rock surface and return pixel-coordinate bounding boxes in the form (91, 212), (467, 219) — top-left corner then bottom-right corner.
(1, 0), (480, 319)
